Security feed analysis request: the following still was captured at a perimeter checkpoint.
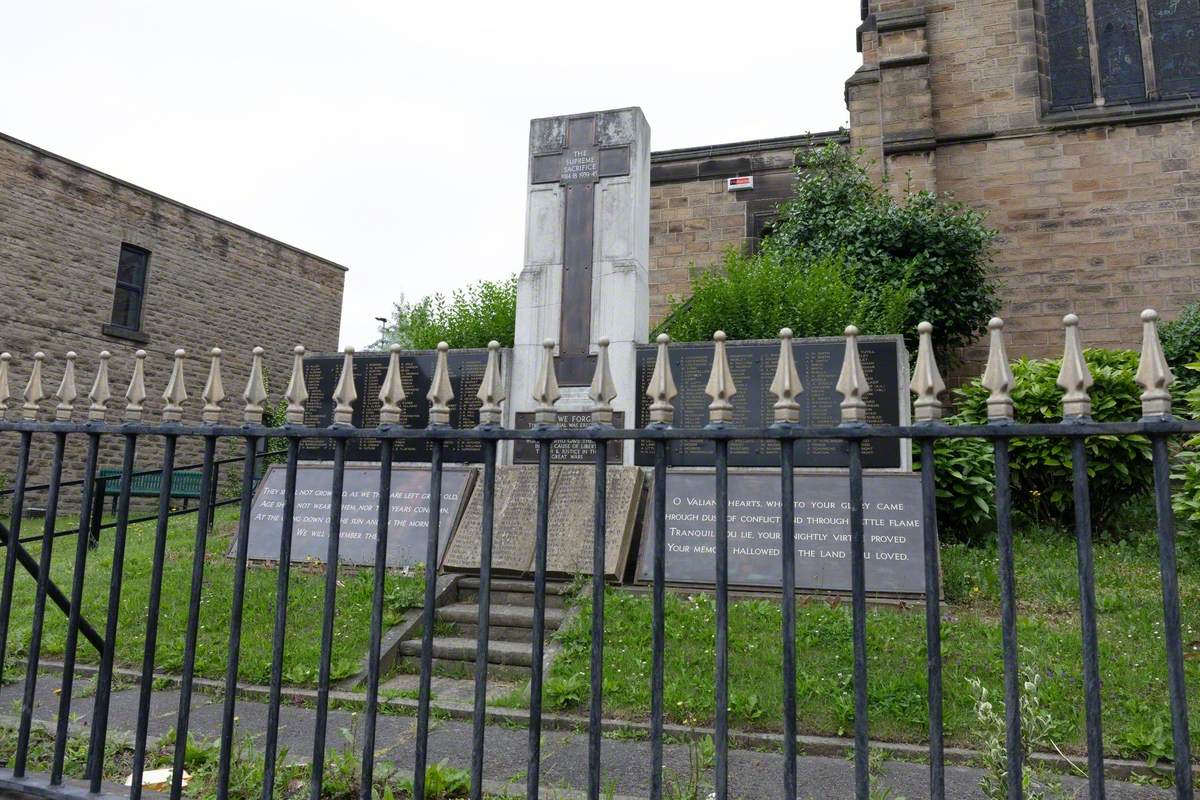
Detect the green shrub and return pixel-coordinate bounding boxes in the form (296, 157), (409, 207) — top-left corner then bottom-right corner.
(952, 349), (1153, 534)
(1171, 362), (1200, 550)
(372, 275), (516, 350)
(765, 143), (999, 355)
(922, 436), (996, 544)
(655, 249), (911, 342)
(1159, 302), (1200, 391)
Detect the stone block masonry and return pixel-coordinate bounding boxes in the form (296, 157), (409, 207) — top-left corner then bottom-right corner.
(647, 0), (1199, 376)
(0, 132), (346, 497)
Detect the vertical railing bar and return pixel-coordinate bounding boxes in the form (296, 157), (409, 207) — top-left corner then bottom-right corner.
(309, 437), (348, 800)
(13, 430), (67, 778)
(50, 430), (102, 784)
(87, 432), (138, 791)
(360, 439), (394, 799)
(471, 440), (498, 800)
(714, 439), (730, 800)
(650, 439), (667, 800)
(413, 440), (444, 800)
(215, 435), (260, 800)
(1070, 437), (1106, 800)
(992, 438), (1024, 800)
(170, 433), (218, 800)
(526, 440), (552, 800)
(0, 430), (33, 689)
(780, 436), (797, 800)
(918, 439), (945, 800)
(587, 439), (607, 800)
(129, 433), (179, 799)
(848, 439), (869, 800)
(261, 437), (300, 800)
(1150, 435), (1193, 799)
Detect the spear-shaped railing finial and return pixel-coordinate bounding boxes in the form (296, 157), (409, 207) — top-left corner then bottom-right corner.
(22, 352), (45, 421)
(202, 347), (226, 424)
(770, 328), (803, 424)
(55, 351), (79, 421)
(125, 350), (147, 421)
(1136, 309), (1174, 419)
(532, 339), (560, 426)
(982, 317), (1014, 421)
(427, 342), (453, 426)
(88, 351), (112, 422)
(162, 349), (188, 422)
(333, 346), (357, 426)
(705, 331), (736, 425)
(647, 333), (677, 425)
(285, 345), (308, 424)
(1056, 314), (1093, 419)
(379, 344), (408, 425)
(911, 321), (946, 423)
(477, 341), (505, 426)
(836, 325), (869, 424)
(243, 346), (269, 424)
(0, 353), (11, 418)
(589, 337), (618, 426)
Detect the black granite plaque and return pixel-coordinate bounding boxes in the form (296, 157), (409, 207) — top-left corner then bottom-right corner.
(633, 337), (905, 468)
(298, 349), (489, 463)
(241, 464), (475, 567)
(635, 471), (927, 595)
(512, 412), (624, 464)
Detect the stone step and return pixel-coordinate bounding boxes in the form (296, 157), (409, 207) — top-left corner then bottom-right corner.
(436, 602), (567, 630)
(397, 636), (534, 667)
(394, 656), (531, 682)
(455, 579), (572, 610)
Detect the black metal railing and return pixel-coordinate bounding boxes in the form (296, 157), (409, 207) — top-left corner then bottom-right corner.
(0, 316), (1192, 800)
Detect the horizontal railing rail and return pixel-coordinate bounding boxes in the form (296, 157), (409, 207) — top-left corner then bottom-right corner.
(0, 317), (1190, 800)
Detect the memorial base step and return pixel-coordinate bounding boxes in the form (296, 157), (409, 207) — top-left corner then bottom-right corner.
(456, 577), (571, 611)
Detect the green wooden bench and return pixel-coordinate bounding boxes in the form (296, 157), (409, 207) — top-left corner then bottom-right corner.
(97, 469), (204, 512)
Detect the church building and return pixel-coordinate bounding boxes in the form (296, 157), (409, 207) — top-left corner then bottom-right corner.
(648, 0), (1200, 365)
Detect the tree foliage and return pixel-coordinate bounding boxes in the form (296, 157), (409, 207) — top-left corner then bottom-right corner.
(764, 143), (999, 353)
(370, 276), (517, 351)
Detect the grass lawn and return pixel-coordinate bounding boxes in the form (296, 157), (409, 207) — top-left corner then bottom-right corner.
(2, 506), (423, 686)
(544, 511), (1200, 765)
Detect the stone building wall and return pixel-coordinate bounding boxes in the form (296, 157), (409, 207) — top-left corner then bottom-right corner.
(647, 133), (845, 326)
(648, 0), (1199, 370)
(0, 132), (346, 502)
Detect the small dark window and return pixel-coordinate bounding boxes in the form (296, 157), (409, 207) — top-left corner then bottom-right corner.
(110, 244), (149, 331)
(1047, 0), (1096, 107)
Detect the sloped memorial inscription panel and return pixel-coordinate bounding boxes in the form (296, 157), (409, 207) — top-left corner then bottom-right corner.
(637, 471), (926, 595)
(241, 464), (474, 567)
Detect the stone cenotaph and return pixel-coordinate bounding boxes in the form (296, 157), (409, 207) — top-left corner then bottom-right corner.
(507, 108), (650, 465)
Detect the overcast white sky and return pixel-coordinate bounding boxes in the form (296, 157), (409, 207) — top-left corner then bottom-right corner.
(4, 1), (861, 348)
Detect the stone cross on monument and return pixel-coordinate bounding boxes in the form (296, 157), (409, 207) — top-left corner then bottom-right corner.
(510, 107), (650, 464)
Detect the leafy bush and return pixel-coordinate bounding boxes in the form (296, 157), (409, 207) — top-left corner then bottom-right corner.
(765, 143), (999, 354)
(923, 436), (996, 544)
(953, 349), (1153, 534)
(655, 249), (911, 342)
(1159, 302), (1200, 391)
(1171, 361), (1200, 550)
(371, 275), (516, 350)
